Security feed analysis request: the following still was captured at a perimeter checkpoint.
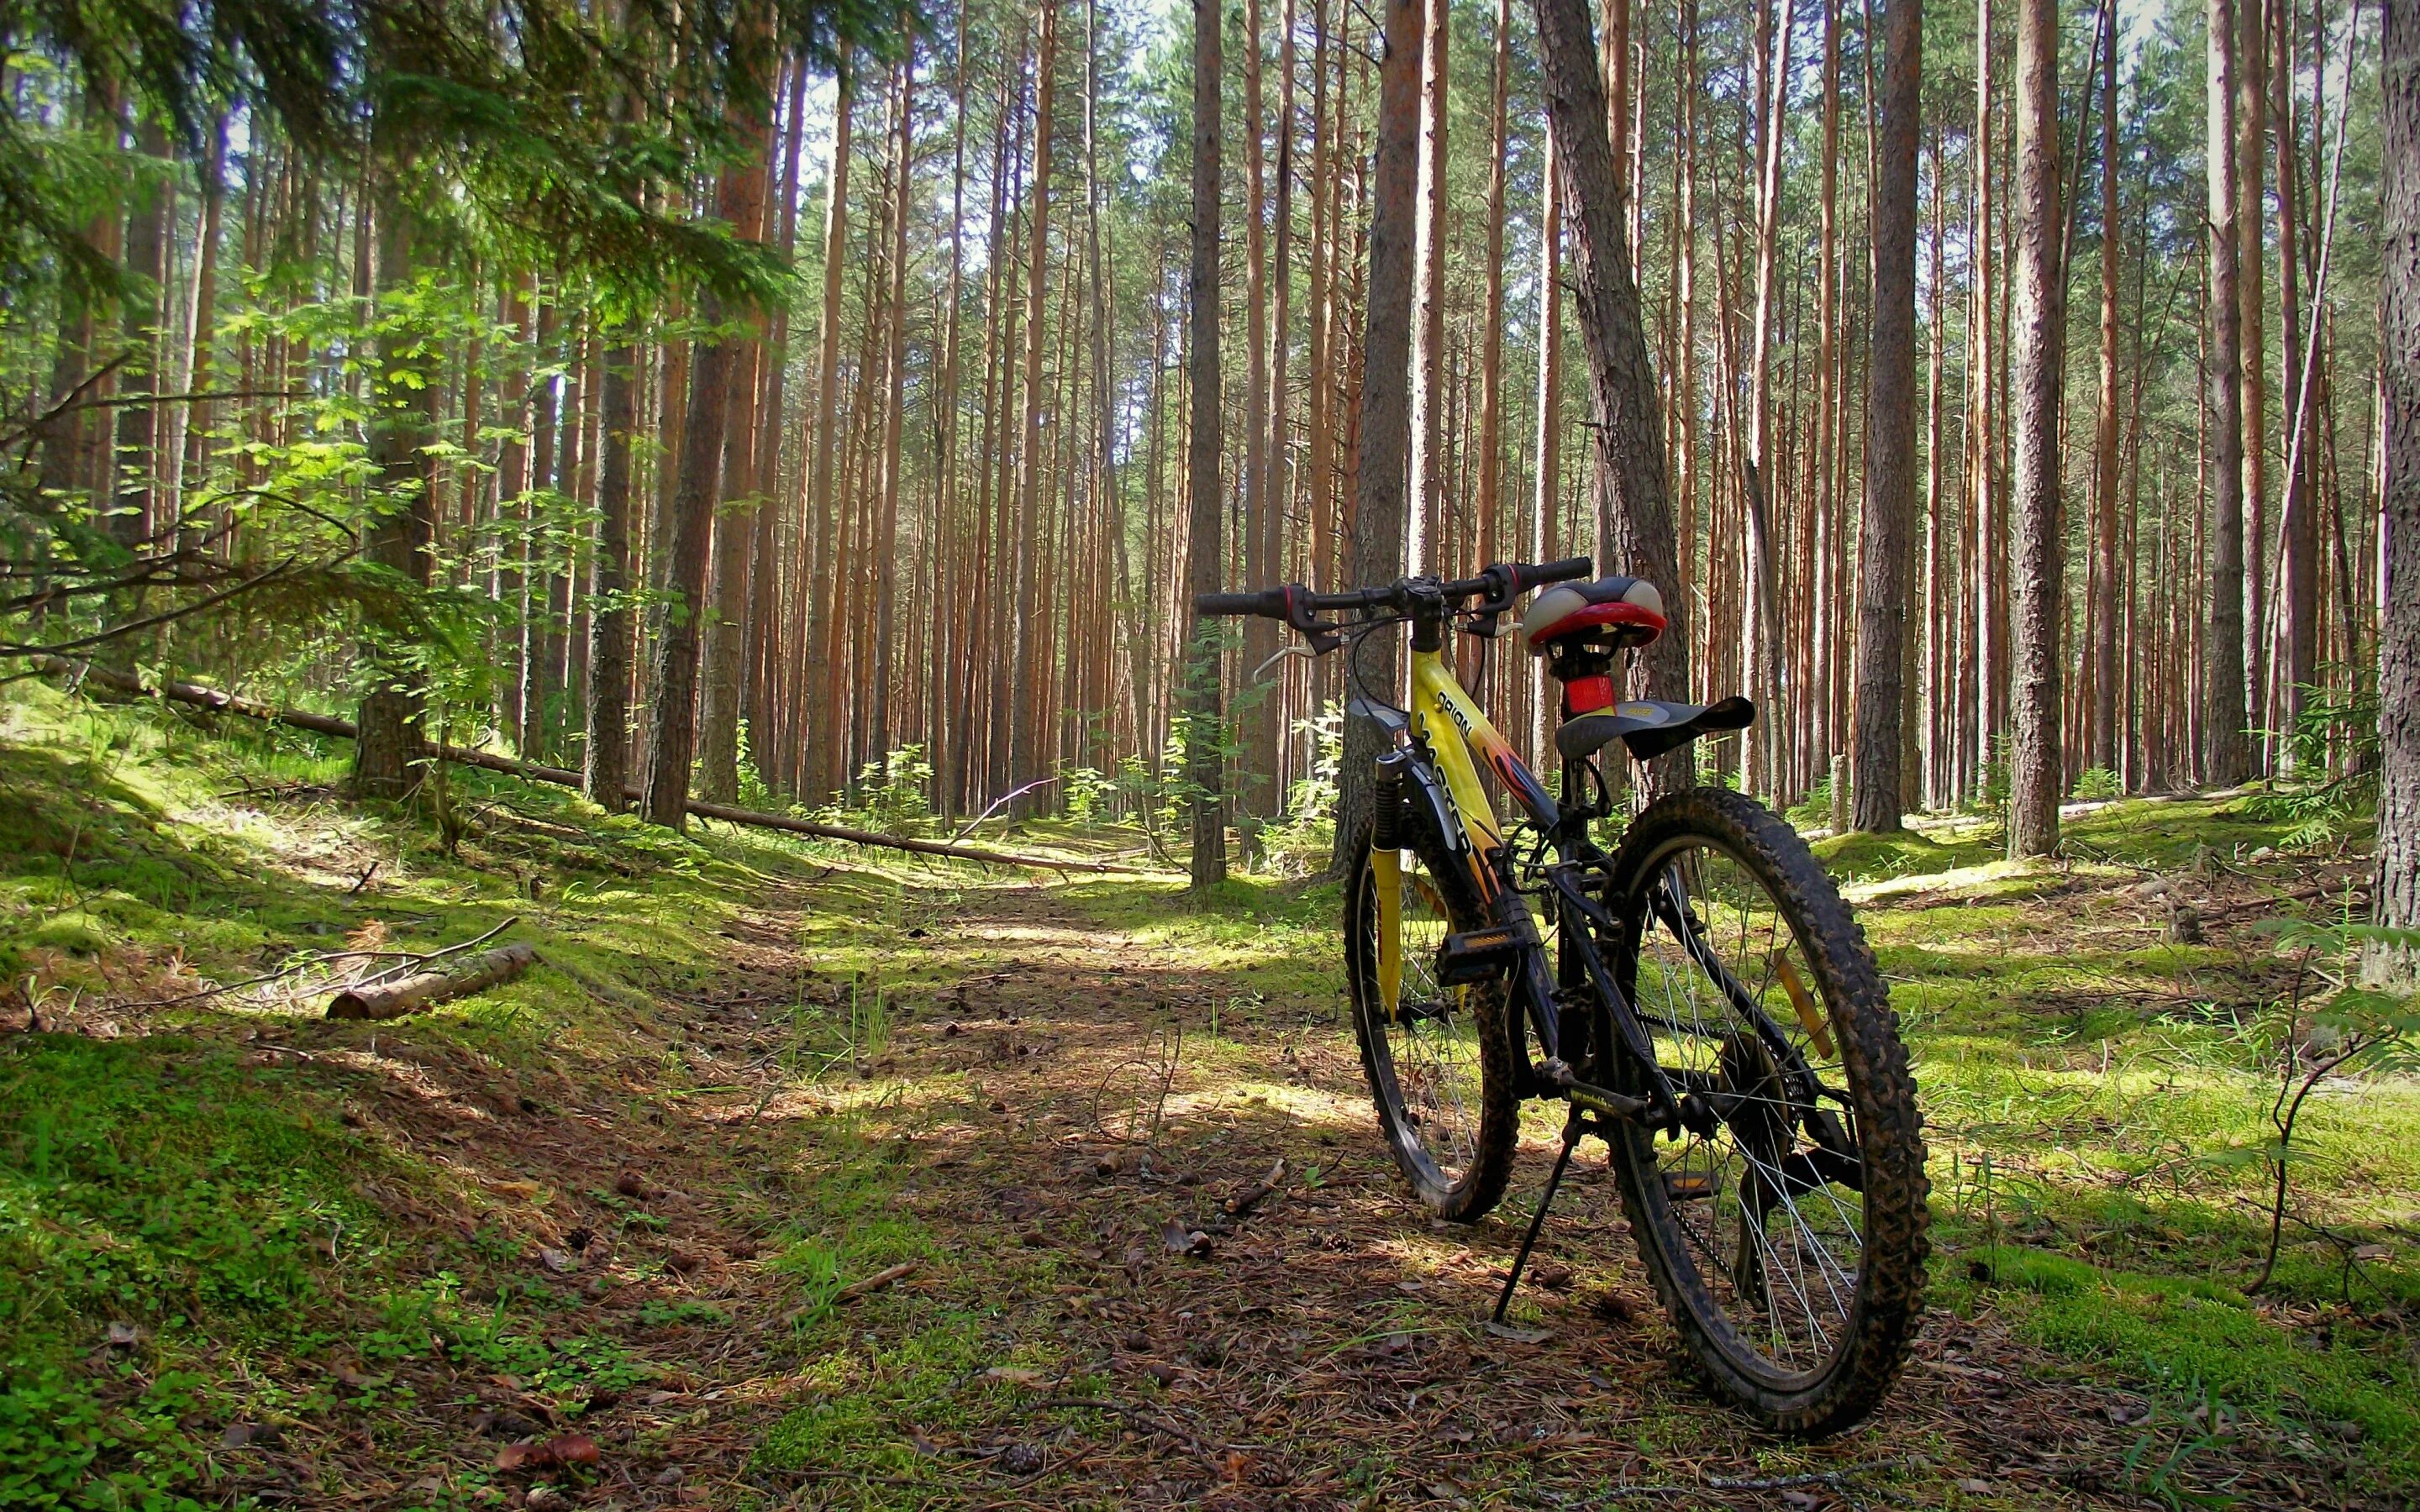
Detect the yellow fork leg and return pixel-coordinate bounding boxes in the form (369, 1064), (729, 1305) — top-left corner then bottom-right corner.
(1375, 844), (1403, 1021)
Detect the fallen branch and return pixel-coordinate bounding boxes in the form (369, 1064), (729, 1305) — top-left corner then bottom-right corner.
(35, 659), (1157, 874)
(831, 1261), (920, 1303)
(947, 775), (1062, 842)
(1223, 1158), (1289, 1217)
(358, 917), (519, 985)
(326, 942), (539, 1021)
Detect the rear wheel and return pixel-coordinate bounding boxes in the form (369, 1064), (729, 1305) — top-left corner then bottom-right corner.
(1342, 817), (1518, 1222)
(1594, 788), (1929, 1435)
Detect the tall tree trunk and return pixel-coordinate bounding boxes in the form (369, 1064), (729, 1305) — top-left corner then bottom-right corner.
(802, 61), (855, 805)
(1188, 0), (1229, 888)
(113, 116), (174, 547)
(1267, 0), (1299, 798)
(1851, 0), (1920, 832)
(1533, 0), (1690, 786)
(1479, 0), (1510, 596)
(2091, 0), (2122, 776)
(2275, 0), (2317, 764)
(871, 54), (914, 768)
(1971, 0), (1998, 795)
(1328, 0), (1423, 874)
(2371, 0), (2418, 984)
(2007, 0), (2065, 856)
(642, 18), (771, 829)
(1012, 5), (1059, 812)
(176, 118), (229, 549)
(587, 339), (637, 810)
(2205, 0), (2251, 784)
(1602, 0), (1631, 265)
(355, 165), (436, 801)
(696, 90), (773, 804)
(1740, 0), (1796, 795)
(2240, 0), (2270, 753)
(933, 13), (971, 815)
(1532, 122), (1564, 769)
(1810, 0), (1839, 786)
(1410, 0), (1449, 575)
(1240, 0), (1278, 822)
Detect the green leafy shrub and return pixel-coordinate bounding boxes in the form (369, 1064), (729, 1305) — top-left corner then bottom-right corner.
(2074, 765), (2121, 801)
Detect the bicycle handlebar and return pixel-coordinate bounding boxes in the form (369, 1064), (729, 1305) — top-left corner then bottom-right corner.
(1193, 557), (1593, 624)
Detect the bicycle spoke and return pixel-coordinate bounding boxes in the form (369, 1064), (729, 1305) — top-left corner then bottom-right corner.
(1357, 857), (1488, 1188)
(1626, 837), (1868, 1378)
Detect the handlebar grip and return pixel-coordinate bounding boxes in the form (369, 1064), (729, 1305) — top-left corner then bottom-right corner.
(1195, 587), (1289, 618)
(1512, 556), (1596, 591)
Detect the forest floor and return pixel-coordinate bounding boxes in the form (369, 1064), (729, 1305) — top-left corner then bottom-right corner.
(3, 683), (2417, 1511)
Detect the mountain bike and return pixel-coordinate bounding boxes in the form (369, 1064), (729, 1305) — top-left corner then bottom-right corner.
(1197, 559), (1928, 1435)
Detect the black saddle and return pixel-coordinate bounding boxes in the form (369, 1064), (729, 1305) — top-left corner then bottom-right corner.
(1555, 696), (1756, 763)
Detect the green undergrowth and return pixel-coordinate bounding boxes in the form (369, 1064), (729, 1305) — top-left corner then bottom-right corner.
(0, 681), (1050, 1509)
(1832, 793), (2419, 1482)
(6, 677), (2417, 1500)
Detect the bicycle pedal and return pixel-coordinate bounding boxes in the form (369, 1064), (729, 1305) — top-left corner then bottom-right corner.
(1436, 916), (1540, 984)
(1664, 1171), (1721, 1203)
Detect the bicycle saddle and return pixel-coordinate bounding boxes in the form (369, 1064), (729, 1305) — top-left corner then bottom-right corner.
(1520, 575), (1667, 649)
(1555, 696), (1756, 763)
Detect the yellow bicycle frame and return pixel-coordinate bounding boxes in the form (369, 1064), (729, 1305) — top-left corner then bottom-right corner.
(1374, 646), (1557, 1016)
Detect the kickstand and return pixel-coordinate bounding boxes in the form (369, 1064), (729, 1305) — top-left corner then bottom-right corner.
(1492, 1115), (1582, 1324)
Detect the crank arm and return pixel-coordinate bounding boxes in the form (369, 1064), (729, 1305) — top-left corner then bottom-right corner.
(1555, 1072), (1653, 1124)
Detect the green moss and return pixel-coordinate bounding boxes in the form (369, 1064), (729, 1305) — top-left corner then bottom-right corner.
(1814, 825), (1980, 881)
(0, 1033), (389, 1507)
(1956, 1247), (2420, 1475)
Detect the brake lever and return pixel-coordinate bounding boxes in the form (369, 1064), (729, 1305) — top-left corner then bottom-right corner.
(1250, 643), (1318, 681)
(1282, 591), (1344, 654)
(1465, 564), (1522, 623)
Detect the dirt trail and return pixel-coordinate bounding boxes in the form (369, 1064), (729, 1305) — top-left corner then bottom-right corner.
(278, 877), (2388, 1510)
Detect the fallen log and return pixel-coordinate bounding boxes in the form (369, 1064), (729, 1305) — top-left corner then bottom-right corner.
(327, 942), (539, 1021)
(34, 658), (1154, 874)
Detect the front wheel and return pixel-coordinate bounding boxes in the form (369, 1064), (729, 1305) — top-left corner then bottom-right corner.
(1341, 817), (1518, 1222)
(1597, 787), (1929, 1436)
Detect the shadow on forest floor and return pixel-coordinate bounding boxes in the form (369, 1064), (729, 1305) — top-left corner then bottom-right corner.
(0, 683), (2413, 1511)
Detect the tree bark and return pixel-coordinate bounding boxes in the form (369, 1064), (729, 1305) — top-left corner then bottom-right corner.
(642, 17), (771, 829)
(2007, 0), (2065, 856)
(2091, 0), (2122, 777)
(1187, 0), (1229, 889)
(2205, 0), (2252, 784)
(802, 60), (855, 806)
(355, 164), (436, 802)
(2371, 0), (2419, 984)
(1531, 0), (1689, 786)
(1410, 0), (1449, 574)
(1239, 0), (1277, 824)
(1478, 0), (1510, 596)
(112, 117), (172, 547)
(2275, 0), (2317, 764)
(327, 943), (539, 1021)
(1012, 6), (1059, 813)
(871, 54), (914, 769)
(1532, 122), (1564, 770)
(1851, 0), (1921, 832)
(1328, 0), (1423, 874)
(585, 340), (637, 810)
(2240, 0), (2270, 752)
(1741, 0), (1795, 796)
